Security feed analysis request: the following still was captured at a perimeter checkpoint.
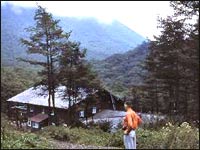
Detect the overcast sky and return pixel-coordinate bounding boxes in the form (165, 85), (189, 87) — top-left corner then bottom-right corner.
(2, 1), (175, 40)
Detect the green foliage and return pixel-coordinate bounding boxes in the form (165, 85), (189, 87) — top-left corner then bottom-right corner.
(38, 125), (110, 146)
(69, 127), (109, 146)
(1, 131), (52, 149)
(1, 113), (52, 149)
(1, 112), (199, 149)
(1, 67), (40, 112)
(143, 1), (199, 121)
(20, 5), (71, 112)
(137, 122), (199, 149)
(69, 119), (87, 128)
(106, 131), (124, 147)
(87, 120), (113, 132)
(58, 40), (101, 123)
(97, 120), (113, 133)
(92, 42), (149, 98)
(37, 122), (199, 149)
(39, 126), (79, 142)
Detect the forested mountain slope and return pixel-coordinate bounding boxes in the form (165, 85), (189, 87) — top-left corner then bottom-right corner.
(92, 42), (149, 97)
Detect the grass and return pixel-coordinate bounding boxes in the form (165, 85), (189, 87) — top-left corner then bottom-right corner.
(1, 113), (199, 149)
(37, 125), (123, 147)
(37, 122), (199, 149)
(1, 113), (53, 149)
(136, 122), (199, 149)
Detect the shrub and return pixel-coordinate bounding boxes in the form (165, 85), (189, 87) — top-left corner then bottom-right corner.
(70, 119), (87, 128)
(39, 122), (199, 149)
(1, 113), (52, 149)
(68, 127), (110, 146)
(116, 120), (123, 130)
(2, 112), (199, 149)
(38, 125), (79, 142)
(164, 122), (199, 149)
(1, 128), (52, 149)
(107, 130), (124, 147)
(137, 122), (199, 149)
(98, 120), (112, 132)
(86, 120), (113, 132)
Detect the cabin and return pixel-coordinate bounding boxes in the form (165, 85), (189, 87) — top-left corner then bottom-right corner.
(7, 85), (124, 129)
(27, 113), (48, 131)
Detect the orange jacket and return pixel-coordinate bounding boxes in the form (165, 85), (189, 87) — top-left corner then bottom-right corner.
(123, 108), (142, 133)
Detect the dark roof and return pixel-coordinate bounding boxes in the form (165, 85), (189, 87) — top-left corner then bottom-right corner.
(29, 113), (48, 122)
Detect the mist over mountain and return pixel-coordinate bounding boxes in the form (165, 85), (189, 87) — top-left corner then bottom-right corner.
(1, 4), (145, 66)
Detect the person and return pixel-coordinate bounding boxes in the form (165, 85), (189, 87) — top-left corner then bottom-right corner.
(122, 101), (142, 149)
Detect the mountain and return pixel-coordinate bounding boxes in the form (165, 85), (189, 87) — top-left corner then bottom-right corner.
(1, 4), (145, 66)
(92, 42), (149, 97)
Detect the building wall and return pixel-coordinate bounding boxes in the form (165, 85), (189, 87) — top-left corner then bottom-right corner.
(7, 90), (124, 125)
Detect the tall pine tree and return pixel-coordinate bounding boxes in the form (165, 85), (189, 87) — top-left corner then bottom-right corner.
(58, 41), (100, 124)
(143, 1), (199, 122)
(20, 5), (70, 122)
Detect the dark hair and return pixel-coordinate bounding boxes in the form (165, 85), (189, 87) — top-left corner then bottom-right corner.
(124, 101), (133, 107)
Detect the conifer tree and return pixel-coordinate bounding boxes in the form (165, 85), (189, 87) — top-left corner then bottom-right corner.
(20, 5), (70, 121)
(58, 41), (100, 123)
(144, 1), (199, 122)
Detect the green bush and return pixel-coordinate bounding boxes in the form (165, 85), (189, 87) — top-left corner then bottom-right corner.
(1, 113), (52, 149)
(38, 125), (79, 142)
(137, 122), (199, 149)
(70, 119), (87, 128)
(2, 112), (199, 149)
(88, 120), (113, 132)
(38, 122), (199, 149)
(69, 127), (110, 146)
(107, 130), (124, 147)
(116, 120), (123, 130)
(98, 120), (113, 132)
(1, 128), (52, 149)
(39, 125), (112, 146)
(164, 122), (199, 149)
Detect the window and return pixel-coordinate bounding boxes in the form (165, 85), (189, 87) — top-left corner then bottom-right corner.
(79, 111), (84, 118)
(27, 120), (31, 127)
(32, 122), (39, 129)
(50, 111), (54, 116)
(70, 101), (73, 106)
(30, 107), (34, 112)
(92, 107), (97, 114)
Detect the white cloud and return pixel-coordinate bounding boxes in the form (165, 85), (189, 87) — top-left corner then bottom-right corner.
(2, 1), (175, 40)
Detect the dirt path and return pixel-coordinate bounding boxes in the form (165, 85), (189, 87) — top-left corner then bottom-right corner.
(49, 140), (121, 149)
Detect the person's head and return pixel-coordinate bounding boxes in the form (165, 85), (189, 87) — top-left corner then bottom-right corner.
(124, 101), (132, 111)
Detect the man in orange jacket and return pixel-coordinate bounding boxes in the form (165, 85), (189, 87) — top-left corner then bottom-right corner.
(122, 101), (142, 149)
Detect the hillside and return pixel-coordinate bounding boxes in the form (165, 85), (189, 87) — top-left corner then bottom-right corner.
(1, 4), (145, 66)
(2, 113), (199, 149)
(92, 42), (149, 97)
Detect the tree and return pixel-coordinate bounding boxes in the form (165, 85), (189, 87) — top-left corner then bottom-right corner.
(1, 67), (39, 113)
(58, 41), (100, 123)
(20, 5), (70, 121)
(144, 1), (199, 122)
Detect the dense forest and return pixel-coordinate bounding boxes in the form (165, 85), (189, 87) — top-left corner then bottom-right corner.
(93, 42), (149, 97)
(141, 1), (199, 122)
